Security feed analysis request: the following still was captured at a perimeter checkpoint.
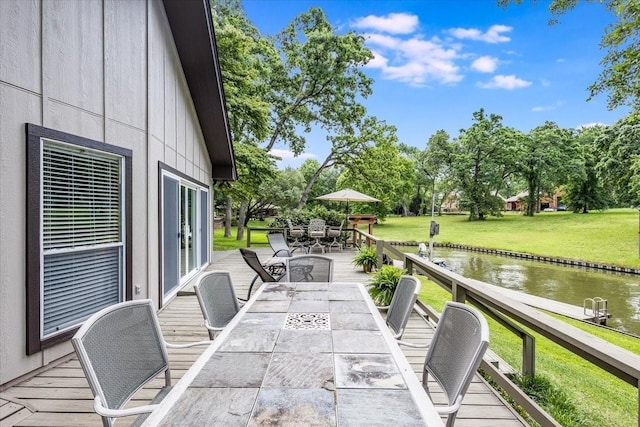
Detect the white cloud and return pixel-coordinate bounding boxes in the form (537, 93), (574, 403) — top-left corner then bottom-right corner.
(448, 24), (512, 43)
(471, 56), (498, 73)
(577, 122), (607, 129)
(531, 100), (563, 112)
(271, 148), (315, 163)
(478, 74), (532, 89)
(364, 33), (462, 86)
(351, 13), (418, 34)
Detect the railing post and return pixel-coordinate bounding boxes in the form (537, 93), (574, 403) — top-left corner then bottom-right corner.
(405, 256), (414, 274)
(376, 240), (384, 269)
(523, 334), (535, 377)
(452, 280), (466, 303)
(247, 227), (252, 247)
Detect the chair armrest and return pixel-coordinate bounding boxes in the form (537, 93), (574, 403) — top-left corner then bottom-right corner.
(273, 249), (292, 257)
(94, 396), (158, 418)
(165, 340), (211, 348)
(434, 396), (463, 415)
(396, 340), (429, 348)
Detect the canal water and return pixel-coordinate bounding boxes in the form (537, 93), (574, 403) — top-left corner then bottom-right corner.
(429, 248), (640, 337)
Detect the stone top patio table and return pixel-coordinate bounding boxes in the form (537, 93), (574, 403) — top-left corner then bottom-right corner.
(141, 281), (444, 426)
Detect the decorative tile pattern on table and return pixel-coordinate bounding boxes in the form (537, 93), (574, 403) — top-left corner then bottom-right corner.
(160, 388), (258, 426)
(332, 330), (390, 353)
(191, 353), (271, 388)
(284, 312), (330, 330)
(274, 329), (333, 353)
(336, 389), (423, 427)
(330, 312), (377, 330)
(334, 354), (405, 389)
(249, 388), (336, 427)
(262, 353), (334, 388)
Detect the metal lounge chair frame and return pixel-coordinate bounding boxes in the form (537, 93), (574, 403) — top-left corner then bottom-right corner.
(239, 248), (285, 300)
(71, 300), (210, 427)
(194, 271), (241, 339)
(267, 232), (297, 257)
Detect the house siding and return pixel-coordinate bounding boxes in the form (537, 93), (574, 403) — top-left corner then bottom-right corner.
(0, 0), (213, 386)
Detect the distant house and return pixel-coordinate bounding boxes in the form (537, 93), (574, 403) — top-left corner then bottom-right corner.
(505, 190), (565, 212)
(0, 0), (235, 386)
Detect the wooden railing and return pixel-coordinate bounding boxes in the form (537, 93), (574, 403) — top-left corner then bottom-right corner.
(353, 228), (640, 427)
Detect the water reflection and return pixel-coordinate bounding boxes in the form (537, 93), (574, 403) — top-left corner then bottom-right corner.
(432, 249), (640, 336)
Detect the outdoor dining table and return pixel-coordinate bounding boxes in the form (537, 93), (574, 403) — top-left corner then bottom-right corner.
(141, 281), (445, 426)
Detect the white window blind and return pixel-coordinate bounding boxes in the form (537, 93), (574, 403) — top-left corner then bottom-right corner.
(41, 140), (124, 338)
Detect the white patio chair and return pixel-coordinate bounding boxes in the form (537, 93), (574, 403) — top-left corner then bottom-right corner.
(423, 302), (490, 427)
(307, 218), (327, 253)
(326, 219), (344, 252)
(285, 255), (334, 282)
(286, 219), (306, 251)
(71, 300), (210, 427)
(194, 271), (241, 340)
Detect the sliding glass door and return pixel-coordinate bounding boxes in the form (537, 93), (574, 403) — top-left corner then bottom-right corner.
(162, 169), (209, 302)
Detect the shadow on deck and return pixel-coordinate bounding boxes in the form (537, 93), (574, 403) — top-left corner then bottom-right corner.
(0, 248), (527, 426)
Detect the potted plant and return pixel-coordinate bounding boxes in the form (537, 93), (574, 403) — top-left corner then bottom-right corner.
(368, 265), (407, 306)
(352, 246), (379, 273)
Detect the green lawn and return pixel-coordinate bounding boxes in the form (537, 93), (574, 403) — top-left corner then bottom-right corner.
(372, 208), (639, 268)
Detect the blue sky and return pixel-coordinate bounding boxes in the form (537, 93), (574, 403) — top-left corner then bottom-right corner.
(241, 0), (629, 168)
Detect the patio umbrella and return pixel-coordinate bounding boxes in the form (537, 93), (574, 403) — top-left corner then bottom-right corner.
(316, 188), (380, 221)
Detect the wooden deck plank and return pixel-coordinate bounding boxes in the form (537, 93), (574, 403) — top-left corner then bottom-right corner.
(1, 248), (527, 427)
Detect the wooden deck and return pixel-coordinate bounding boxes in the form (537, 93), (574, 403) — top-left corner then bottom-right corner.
(0, 248), (527, 426)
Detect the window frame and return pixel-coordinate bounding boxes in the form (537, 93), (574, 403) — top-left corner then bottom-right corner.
(26, 124), (132, 355)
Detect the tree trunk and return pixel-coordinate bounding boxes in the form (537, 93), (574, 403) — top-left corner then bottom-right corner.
(236, 201), (247, 241)
(224, 197), (233, 238)
(297, 156), (333, 209)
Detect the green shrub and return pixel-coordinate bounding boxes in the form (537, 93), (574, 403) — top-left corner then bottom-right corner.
(352, 246), (379, 273)
(368, 265), (407, 306)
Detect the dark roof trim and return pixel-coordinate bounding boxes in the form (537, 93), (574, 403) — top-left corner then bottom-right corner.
(162, 0), (237, 181)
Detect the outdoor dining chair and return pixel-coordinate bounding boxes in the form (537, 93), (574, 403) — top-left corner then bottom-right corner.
(285, 254), (334, 282)
(71, 300), (211, 427)
(194, 271), (241, 340)
(326, 219), (344, 252)
(422, 301), (490, 427)
(307, 218), (326, 253)
(380, 275), (421, 342)
(239, 248), (286, 300)
(286, 219), (306, 251)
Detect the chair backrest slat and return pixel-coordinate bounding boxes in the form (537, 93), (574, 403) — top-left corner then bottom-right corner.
(386, 276), (420, 338)
(285, 255), (334, 282)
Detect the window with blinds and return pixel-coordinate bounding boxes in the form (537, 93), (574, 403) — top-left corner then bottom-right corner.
(41, 140), (124, 338)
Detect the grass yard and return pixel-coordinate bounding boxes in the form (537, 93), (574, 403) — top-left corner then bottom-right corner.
(372, 208), (639, 268)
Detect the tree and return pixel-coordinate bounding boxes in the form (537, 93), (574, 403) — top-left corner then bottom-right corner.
(563, 126), (610, 213)
(450, 109), (517, 220)
(295, 116), (395, 209)
(264, 7), (374, 155)
(517, 122), (579, 216)
(498, 0), (640, 112)
(338, 132), (414, 221)
(595, 116), (640, 207)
